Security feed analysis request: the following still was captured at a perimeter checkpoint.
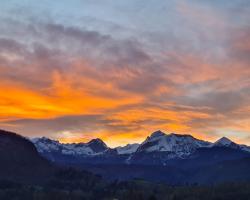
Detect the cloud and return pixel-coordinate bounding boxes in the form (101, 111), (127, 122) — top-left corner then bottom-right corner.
(0, 0), (250, 146)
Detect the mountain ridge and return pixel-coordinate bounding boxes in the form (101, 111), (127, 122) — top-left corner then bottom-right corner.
(2, 129), (250, 185)
(31, 130), (250, 157)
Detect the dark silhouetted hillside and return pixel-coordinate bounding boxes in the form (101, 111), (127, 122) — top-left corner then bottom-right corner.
(0, 130), (55, 183)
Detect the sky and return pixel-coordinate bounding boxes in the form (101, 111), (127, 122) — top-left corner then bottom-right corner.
(0, 0), (249, 147)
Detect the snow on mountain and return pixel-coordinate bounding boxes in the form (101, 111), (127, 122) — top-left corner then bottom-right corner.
(213, 137), (235, 147)
(240, 145), (250, 153)
(116, 143), (140, 154)
(86, 138), (108, 153)
(31, 137), (61, 152)
(136, 130), (211, 157)
(213, 137), (250, 153)
(31, 131), (250, 161)
(31, 137), (108, 156)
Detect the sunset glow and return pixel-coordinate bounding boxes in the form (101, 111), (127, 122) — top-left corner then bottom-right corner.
(0, 0), (250, 147)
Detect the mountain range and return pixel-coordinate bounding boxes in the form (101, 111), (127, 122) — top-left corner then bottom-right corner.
(1, 129), (250, 185)
(3, 129), (250, 199)
(31, 130), (250, 164)
(30, 130), (250, 184)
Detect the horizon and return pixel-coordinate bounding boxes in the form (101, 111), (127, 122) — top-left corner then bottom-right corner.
(0, 0), (250, 147)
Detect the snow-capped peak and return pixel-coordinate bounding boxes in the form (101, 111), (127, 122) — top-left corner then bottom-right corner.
(31, 137), (61, 153)
(136, 131), (211, 158)
(214, 137), (233, 146)
(31, 137), (108, 156)
(212, 136), (245, 151)
(31, 131), (250, 162)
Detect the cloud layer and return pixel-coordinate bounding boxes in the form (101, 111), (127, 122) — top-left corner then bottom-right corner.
(0, 0), (249, 147)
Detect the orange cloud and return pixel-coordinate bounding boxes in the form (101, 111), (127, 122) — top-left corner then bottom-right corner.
(0, 69), (144, 121)
(0, 8), (250, 147)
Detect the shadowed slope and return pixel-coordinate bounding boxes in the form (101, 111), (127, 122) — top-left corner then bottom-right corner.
(0, 130), (55, 183)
